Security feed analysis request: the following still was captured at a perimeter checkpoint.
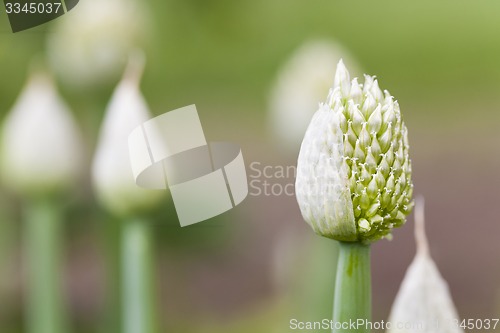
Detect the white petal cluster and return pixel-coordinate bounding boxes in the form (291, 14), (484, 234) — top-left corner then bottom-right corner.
(269, 40), (361, 155)
(47, 0), (147, 86)
(0, 71), (83, 195)
(91, 55), (165, 217)
(296, 60), (413, 242)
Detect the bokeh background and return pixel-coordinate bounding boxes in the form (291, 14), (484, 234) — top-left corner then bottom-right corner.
(1, 0), (500, 332)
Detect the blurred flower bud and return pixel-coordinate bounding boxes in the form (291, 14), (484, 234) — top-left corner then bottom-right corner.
(47, 0), (148, 86)
(269, 40), (361, 156)
(92, 53), (165, 217)
(0, 70), (83, 195)
(387, 198), (463, 333)
(295, 60), (413, 243)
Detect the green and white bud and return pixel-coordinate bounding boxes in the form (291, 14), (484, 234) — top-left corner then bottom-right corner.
(295, 60), (413, 243)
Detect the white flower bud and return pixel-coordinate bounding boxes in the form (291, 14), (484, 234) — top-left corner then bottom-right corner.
(0, 70), (83, 195)
(387, 198), (463, 333)
(296, 61), (413, 242)
(91, 54), (165, 217)
(47, 0), (147, 86)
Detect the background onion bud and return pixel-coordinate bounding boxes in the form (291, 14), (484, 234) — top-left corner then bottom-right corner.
(295, 60), (413, 243)
(0, 69), (83, 195)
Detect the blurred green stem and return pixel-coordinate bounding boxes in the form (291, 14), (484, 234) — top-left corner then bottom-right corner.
(25, 198), (66, 333)
(122, 219), (157, 333)
(103, 218), (123, 333)
(332, 242), (371, 333)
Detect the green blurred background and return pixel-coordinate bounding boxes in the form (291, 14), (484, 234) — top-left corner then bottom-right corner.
(1, 0), (500, 332)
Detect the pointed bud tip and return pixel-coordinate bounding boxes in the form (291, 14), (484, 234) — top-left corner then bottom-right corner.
(414, 196), (429, 256)
(123, 49), (146, 85)
(334, 59), (351, 93)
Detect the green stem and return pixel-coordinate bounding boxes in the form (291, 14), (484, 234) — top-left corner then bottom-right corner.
(24, 198), (66, 333)
(122, 219), (157, 333)
(332, 241), (371, 333)
(100, 217), (123, 333)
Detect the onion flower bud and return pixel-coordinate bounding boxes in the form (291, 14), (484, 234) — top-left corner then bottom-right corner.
(295, 60), (413, 243)
(387, 198), (463, 333)
(0, 70), (83, 195)
(91, 53), (165, 217)
(47, 0), (147, 86)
